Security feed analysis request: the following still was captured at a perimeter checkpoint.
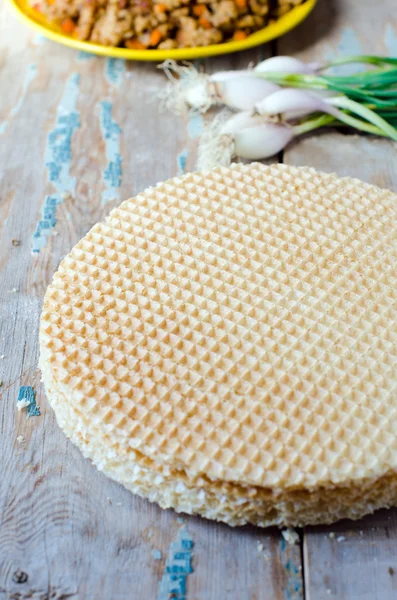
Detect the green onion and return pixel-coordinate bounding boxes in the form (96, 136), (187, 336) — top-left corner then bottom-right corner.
(161, 55), (397, 166)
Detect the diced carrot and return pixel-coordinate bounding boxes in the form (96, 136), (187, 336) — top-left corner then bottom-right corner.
(149, 28), (162, 46)
(125, 39), (147, 49)
(233, 30), (247, 40)
(193, 4), (206, 16)
(154, 2), (167, 13)
(199, 16), (212, 29)
(235, 0), (247, 8)
(61, 18), (76, 34)
(47, 0), (56, 6)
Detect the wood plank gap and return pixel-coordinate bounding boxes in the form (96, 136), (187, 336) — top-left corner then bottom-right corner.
(302, 532), (310, 600)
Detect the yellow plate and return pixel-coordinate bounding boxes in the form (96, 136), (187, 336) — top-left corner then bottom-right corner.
(9, 0), (317, 61)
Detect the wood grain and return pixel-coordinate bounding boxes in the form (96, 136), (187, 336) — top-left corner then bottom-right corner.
(280, 1), (397, 598)
(1, 0), (396, 597)
(0, 8), (301, 600)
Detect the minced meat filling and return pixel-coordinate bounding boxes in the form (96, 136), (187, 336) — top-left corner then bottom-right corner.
(32, 0), (304, 48)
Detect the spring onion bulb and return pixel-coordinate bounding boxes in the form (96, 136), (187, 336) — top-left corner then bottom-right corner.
(197, 118), (295, 169)
(161, 54), (397, 167)
(220, 112), (261, 135)
(234, 123), (294, 159)
(256, 88), (341, 119)
(214, 77), (279, 111)
(209, 70), (254, 82)
(255, 56), (319, 75)
(182, 73), (279, 112)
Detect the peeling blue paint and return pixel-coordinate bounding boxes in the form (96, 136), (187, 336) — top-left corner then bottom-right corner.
(332, 27), (363, 75)
(157, 526), (194, 600)
(280, 536), (303, 600)
(76, 50), (96, 62)
(385, 24), (397, 54)
(0, 64), (37, 135)
(17, 386), (40, 418)
(177, 149), (189, 175)
(32, 196), (62, 251)
(187, 112), (203, 140)
(33, 33), (46, 45)
(104, 58), (126, 86)
(99, 101), (123, 204)
(337, 27), (362, 55)
(325, 27), (363, 75)
(32, 74), (80, 252)
(178, 109), (201, 174)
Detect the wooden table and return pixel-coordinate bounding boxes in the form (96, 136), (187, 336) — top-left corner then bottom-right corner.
(1, 1), (397, 598)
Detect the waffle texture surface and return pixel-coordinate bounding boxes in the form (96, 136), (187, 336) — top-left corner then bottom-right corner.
(40, 163), (397, 526)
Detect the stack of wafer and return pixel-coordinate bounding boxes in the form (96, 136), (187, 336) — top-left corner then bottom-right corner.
(39, 163), (397, 527)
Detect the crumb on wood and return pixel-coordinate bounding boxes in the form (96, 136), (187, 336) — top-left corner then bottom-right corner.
(16, 435), (25, 443)
(0, 379), (3, 387)
(329, 532), (335, 539)
(12, 238), (21, 246)
(336, 536), (345, 543)
(0, 355), (5, 359)
(62, 191), (72, 200)
(257, 541), (264, 552)
(389, 567), (394, 576)
(282, 528), (299, 545)
(8, 287), (18, 293)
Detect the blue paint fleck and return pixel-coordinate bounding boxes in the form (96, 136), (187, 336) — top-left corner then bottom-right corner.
(325, 27), (363, 75)
(32, 74), (80, 252)
(33, 33), (46, 45)
(0, 64), (37, 135)
(32, 196), (63, 250)
(177, 149), (189, 175)
(280, 535), (303, 600)
(157, 526), (194, 600)
(99, 101), (123, 204)
(76, 50), (96, 62)
(187, 112), (203, 140)
(104, 58), (126, 86)
(17, 386), (40, 418)
(329, 27), (364, 75)
(104, 156), (122, 188)
(385, 24), (397, 55)
(337, 27), (362, 55)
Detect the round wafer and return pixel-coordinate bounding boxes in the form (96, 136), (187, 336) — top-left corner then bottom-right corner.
(40, 163), (397, 526)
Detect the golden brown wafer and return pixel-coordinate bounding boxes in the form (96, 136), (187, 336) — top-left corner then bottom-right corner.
(40, 163), (397, 526)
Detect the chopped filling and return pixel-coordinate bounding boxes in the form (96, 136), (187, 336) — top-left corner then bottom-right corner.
(32, 0), (305, 48)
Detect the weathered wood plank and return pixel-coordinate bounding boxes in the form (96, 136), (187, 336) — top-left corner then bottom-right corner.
(0, 7), (302, 600)
(303, 511), (397, 600)
(280, 1), (397, 598)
